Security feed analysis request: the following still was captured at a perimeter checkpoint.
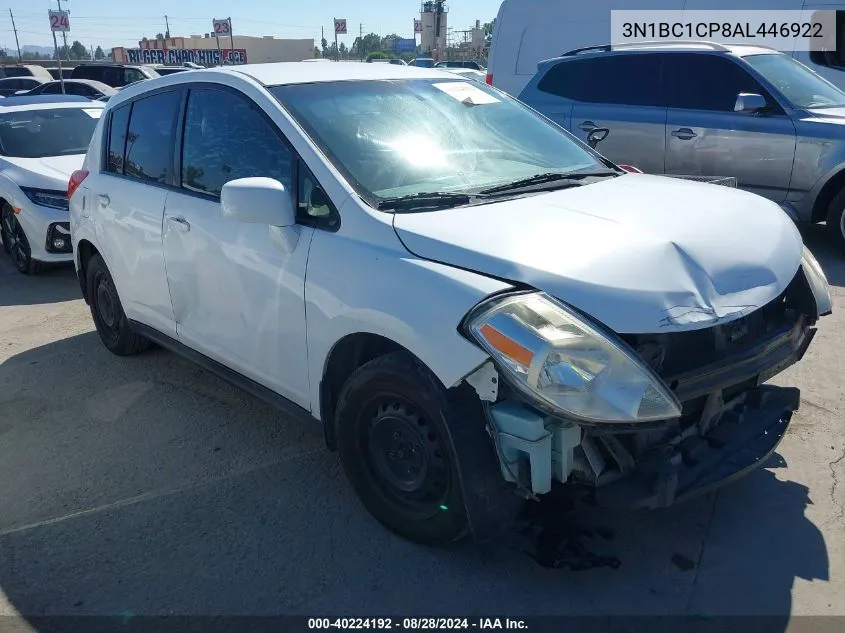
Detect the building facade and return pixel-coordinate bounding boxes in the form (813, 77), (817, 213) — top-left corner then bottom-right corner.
(420, 1), (448, 57)
(112, 34), (314, 66)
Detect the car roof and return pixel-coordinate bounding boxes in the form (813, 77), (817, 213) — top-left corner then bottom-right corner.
(220, 61), (460, 85)
(0, 95), (99, 110)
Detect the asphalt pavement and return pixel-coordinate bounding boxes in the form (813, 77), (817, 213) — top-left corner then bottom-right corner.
(0, 227), (843, 629)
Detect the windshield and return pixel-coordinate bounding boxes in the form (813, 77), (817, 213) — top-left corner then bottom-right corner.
(744, 53), (845, 109)
(270, 79), (604, 205)
(0, 107), (101, 158)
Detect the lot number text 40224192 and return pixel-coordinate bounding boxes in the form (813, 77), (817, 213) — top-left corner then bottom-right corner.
(307, 618), (528, 630)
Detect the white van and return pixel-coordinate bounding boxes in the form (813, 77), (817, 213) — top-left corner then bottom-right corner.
(487, 0), (845, 96)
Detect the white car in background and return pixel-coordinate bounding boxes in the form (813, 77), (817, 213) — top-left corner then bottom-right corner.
(0, 96), (104, 274)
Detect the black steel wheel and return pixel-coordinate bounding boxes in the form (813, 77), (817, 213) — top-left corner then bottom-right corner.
(335, 351), (468, 544)
(85, 253), (151, 356)
(1, 203), (41, 275)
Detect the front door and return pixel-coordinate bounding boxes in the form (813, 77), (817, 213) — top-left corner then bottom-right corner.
(162, 86), (313, 406)
(663, 53), (797, 201)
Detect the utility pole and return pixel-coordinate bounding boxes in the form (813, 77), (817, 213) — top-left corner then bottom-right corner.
(164, 15), (170, 38)
(9, 10), (22, 62)
(360, 23), (363, 61)
(228, 17), (234, 63)
(321, 26), (324, 58)
(56, 0), (70, 61)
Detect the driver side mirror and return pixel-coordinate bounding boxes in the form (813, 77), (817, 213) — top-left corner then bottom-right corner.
(587, 127), (610, 149)
(734, 93), (767, 114)
(220, 177), (295, 226)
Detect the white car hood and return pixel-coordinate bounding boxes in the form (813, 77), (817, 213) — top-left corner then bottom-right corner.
(1, 154), (83, 191)
(392, 174), (803, 334)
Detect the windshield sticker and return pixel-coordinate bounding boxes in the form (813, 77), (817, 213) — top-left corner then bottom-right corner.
(433, 81), (500, 105)
(82, 108), (104, 118)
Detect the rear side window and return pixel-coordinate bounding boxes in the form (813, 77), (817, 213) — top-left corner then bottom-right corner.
(537, 55), (666, 107)
(180, 88), (293, 199)
(122, 90), (181, 184)
(42, 83), (60, 94)
(665, 54), (773, 112)
(106, 104), (130, 173)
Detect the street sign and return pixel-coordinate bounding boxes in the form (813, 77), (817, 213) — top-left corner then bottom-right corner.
(414, 19), (423, 33)
(212, 19), (231, 35)
(49, 10), (70, 32)
(334, 18), (347, 34)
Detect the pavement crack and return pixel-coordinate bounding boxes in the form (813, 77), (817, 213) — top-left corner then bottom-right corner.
(828, 446), (845, 525)
(684, 491), (719, 614)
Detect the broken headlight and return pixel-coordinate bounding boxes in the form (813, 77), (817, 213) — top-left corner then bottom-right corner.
(465, 292), (682, 424)
(802, 246), (832, 317)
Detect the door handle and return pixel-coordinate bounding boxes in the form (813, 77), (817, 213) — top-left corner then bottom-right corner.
(167, 215), (190, 232)
(97, 194), (110, 207)
(671, 128), (697, 140)
(579, 120), (597, 132)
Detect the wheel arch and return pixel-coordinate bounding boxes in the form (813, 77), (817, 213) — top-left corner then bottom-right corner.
(75, 238), (100, 304)
(319, 332), (430, 450)
(808, 165), (845, 224)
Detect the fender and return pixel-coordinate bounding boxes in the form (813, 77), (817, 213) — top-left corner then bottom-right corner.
(305, 225), (513, 421)
(795, 161), (845, 223)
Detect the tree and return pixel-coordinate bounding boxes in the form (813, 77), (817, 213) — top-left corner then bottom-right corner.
(94, 46), (105, 60)
(360, 33), (382, 58)
(313, 46), (321, 58)
(320, 37), (329, 58)
(483, 20), (495, 44)
(155, 33), (164, 39)
(367, 51), (388, 61)
(70, 40), (90, 60)
(339, 42), (348, 60)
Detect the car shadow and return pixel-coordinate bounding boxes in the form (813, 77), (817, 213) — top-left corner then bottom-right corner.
(0, 333), (830, 629)
(801, 225), (845, 288)
(0, 254), (80, 306)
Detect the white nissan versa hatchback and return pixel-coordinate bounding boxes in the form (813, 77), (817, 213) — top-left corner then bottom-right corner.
(69, 63), (831, 545)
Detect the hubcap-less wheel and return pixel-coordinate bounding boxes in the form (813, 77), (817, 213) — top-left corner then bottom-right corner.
(2, 208), (31, 272)
(839, 207), (845, 240)
(93, 270), (121, 346)
(362, 397), (451, 519)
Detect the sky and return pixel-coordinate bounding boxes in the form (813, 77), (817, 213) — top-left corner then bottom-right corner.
(0, 0), (501, 53)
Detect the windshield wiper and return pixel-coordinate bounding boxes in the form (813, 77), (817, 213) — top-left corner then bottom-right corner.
(478, 170), (618, 195)
(377, 191), (472, 211)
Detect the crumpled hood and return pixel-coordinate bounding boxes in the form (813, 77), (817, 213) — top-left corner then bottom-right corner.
(393, 174), (803, 334)
(1, 154), (83, 192)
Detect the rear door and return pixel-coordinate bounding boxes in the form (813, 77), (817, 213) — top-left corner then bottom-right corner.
(663, 53), (796, 201)
(563, 54), (669, 174)
(91, 88), (183, 337)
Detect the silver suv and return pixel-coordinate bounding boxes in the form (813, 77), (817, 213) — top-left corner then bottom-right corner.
(518, 42), (845, 252)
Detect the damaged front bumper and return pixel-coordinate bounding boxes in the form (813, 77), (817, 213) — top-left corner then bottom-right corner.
(482, 304), (816, 511)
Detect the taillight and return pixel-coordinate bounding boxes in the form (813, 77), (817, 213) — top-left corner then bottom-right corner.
(618, 165), (643, 174)
(68, 169), (89, 199)
(485, 73), (493, 85)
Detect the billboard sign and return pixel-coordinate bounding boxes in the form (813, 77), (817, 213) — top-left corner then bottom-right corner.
(49, 10), (70, 32)
(123, 48), (247, 66)
(394, 38), (416, 53)
(212, 19), (231, 36)
(414, 19), (422, 33)
(334, 18), (347, 34)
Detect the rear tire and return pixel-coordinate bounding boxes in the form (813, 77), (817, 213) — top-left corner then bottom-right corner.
(86, 254), (151, 356)
(825, 187), (845, 254)
(1, 203), (42, 275)
(335, 351), (468, 545)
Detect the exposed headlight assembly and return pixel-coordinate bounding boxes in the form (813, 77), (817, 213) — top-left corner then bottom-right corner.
(465, 292), (682, 424)
(802, 246), (832, 317)
(20, 187), (69, 211)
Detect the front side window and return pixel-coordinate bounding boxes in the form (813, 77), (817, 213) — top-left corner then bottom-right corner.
(744, 53), (845, 109)
(0, 107), (101, 158)
(271, 79), (607, 205)
(666, 54), (776, 112)
(538, 55), (666, 107)
(809, 11), (845, 69)
(123, 89), (181, 184)
(125, 68), (146, 85)
(42, 83), (61, 94)
(180, 88), (293, 198)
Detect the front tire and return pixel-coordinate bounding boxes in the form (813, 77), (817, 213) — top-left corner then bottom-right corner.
(86, 254), (150, 356)
(826, 187), (845, 254)
(335, 351), (468, 545)
(1, 203), (42, 275)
